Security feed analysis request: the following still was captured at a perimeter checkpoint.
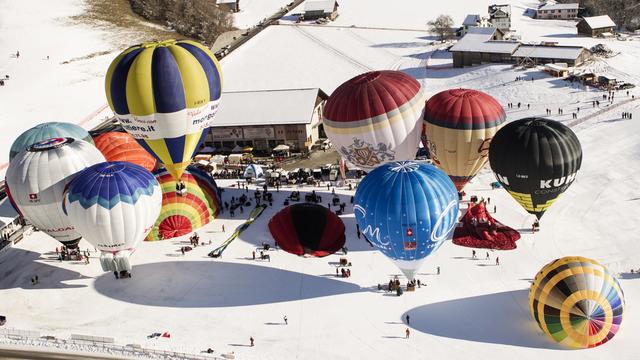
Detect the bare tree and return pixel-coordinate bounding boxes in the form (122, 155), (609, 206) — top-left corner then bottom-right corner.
(427, 15), (455, 41)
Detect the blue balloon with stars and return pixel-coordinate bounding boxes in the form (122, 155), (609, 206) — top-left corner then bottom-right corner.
(354, 161), (459, 280)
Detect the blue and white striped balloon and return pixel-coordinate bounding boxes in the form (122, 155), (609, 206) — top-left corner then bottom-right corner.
(63, 162), (162, 272)
(354, 161), (459, 280)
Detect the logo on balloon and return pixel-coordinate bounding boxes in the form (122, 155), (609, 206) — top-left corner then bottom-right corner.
(430, 200), (458, 243)
(342, 138), (395, 168)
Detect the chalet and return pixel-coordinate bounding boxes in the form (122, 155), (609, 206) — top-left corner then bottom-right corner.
(216, 0), (240, 13)
(536, 2), (580, 20)
(303, 0), (339, 20)
(512, 45), (590, 67)
(576, 15), (616, 37)
(460, 15), (481, 36)
(488, 4), (511, 31)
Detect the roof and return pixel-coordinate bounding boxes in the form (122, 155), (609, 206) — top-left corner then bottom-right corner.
(512, 45), (586, 60)
(0, 197), (19, 228)
(216, 0), (236, 4)
(545, 63), (569, 71)
(579, 15), (616, 29)
(213, 88), (326, 127)
(463, 15), (481, 26)
(304, 0), (336, 12)
(538, 3), (579, 11)
(450, 27), (519, 54)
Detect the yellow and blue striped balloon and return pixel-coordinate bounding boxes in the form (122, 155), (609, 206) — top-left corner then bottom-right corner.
(105, 40), (223, 180)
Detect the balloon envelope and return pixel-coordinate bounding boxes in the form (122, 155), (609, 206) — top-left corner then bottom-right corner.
(64, 162), (162, 271)
(424, 89), (506, 190)
(529, 256), (624, 348)
(354, 161), (459, 279)
(323, 71), (426, 170)
(146, 165), (221, 241)
(105, 39), (223, 180)
(489, 118), (582, 219)
(10, 122), (94, 161)
(269, 203), (345, 257)
(93, 131), (157, 171)
(5, 137), (105, 248)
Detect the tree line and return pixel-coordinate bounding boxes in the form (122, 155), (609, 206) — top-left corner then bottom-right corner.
(129, 0), (234, 45)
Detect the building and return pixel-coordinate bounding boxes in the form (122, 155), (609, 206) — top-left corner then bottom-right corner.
(204, 88), (328, 153)
(512, 45), (590, 67)
(536, 2), (580, 20)
(303, 0), (339, 20)
(450, 27), (590, 68)
(460, 15), (481, 36)
(544, 63), (570, 77)
(576, 15), (616, 37)
(488, 4), (511, 31)
(216, 0), (240, 13)
(450, 27), (519, 67)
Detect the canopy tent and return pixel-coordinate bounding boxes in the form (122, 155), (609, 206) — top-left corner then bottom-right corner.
(244, 163), (264, 179)
(231, 145), (243, 153)
(273, 144), (290, 151)
(242, 146), (253, 153)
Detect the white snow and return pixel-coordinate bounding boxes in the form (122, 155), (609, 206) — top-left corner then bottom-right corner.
(1, 0), (640, 359)
(229, 0), (294, 29)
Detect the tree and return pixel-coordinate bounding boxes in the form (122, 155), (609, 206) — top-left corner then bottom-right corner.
(427, 15), (454, 41)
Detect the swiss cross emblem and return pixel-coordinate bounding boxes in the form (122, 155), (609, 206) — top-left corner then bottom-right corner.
(406, 228), (413, 237)
(29, 193), (38, 200)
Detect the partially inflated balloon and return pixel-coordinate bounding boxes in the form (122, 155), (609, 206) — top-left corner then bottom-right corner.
(354, 161), (459, 279)
(5, 138), (105, 248)
(63, 162), (162, 272)
(105, 39), (223, 180)
(529, 256), (624, 348)
(146, 165), (221, 241)
(489, 118), (582, 219)
(323, 71), (426, 170)
(93, 131), (157, 171)
(269, 203), (345, 257)
(10, 122), (94, 161)
(424, 89), (505, 191)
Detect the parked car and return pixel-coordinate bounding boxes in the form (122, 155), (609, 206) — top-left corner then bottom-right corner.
(329, 169), (339, 182)
(313, 168), (323, 180)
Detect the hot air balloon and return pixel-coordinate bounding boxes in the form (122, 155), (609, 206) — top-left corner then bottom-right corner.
(269, 203), (345, 257)
(63, 162), (162, 273)
(489, 118), (582, 219)
(424, 89), (506, 191)
(354, 161), (459, 279)
(5, 138), (105, 248)
(323, 71), (426, 170)
(9, 122), (94, 161)
(146, 165), (221, 241)
(529, 256), (624, 349)
(93, 131), (157, 171)
(105, 39), (223, 181)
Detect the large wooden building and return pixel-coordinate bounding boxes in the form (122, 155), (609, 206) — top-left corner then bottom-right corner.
(536, 2), (580, 20)
(204, 88), (328, 153)
(576, 15), (616, 37)
(450, 27), (590, 68)
(303, 0), (339, 20)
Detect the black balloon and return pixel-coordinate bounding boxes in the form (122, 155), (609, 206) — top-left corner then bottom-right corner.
(489, 118), (582, 219)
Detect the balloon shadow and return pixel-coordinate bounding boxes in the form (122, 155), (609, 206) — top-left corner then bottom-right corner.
(404, 290), (563, 349)
(93, 260), (365, 307)
(0, 248), (89, 290)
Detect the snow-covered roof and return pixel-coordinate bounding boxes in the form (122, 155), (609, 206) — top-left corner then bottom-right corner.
(213, 88), (326, 127)
(580, 15), (616, 29)
(538, 3), (579, 11)
(217, 0), (236, 4)
(305, 0), (336, 12)
(0, 198), (18, 228)
(545, 63), (569, 71)
(512, 45), (586, 60)
(463, 14), (481, 26)
(450, 27), (519, 54)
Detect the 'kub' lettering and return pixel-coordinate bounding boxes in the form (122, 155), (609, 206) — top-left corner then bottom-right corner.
(540, 172), (577, 189)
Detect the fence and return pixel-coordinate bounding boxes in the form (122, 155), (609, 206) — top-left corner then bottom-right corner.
(0, 328), (227, 360)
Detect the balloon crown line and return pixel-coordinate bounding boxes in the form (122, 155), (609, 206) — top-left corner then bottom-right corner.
(140, 39), (182, 48)
(29, 137), (74, 152)
(448, 88), (480, 98)
(352, 71), (383, 84)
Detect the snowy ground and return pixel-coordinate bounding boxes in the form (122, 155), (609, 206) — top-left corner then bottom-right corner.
(1, 0), (640, 359)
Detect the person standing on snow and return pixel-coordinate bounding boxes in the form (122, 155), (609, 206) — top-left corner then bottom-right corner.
(405, 314), (410, 325)
(250, 336), (254, 346)
(405, 328), (410, 339)
(284, 315), (288, 325)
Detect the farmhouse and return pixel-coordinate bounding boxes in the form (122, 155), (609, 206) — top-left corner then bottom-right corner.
(576, 15), (616, 37)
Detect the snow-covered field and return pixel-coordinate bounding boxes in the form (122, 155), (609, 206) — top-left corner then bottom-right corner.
(230, 0), (293, 29)
(1, 0), (640, 359)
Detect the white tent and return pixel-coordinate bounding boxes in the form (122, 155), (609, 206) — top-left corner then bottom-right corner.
(243, 163), (264, 179)
(273, 144), (290, 151)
